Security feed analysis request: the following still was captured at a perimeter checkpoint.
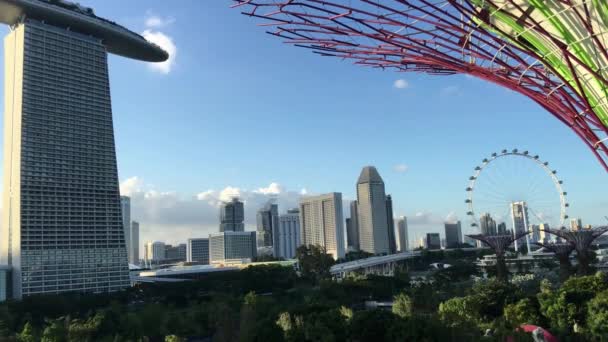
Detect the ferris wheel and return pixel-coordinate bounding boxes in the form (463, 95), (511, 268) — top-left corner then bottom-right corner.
(465, 149), (568, 242)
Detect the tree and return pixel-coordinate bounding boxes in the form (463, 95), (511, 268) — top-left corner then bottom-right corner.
(392, 293), (413, 319)
(348, 310), (396, 342)
(538, 272), (608, 334)
(503, 298), (541, 327)
(587, 289), (608, 340)
(438, 296), (480, 329)
(17, 322), (37, 342)
(296, 245), (335, 284)
(41, 318), (67, 342)
(165, 335), (186, 342)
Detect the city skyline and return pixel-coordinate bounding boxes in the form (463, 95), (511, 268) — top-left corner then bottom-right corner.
(1, 0), (607, 252)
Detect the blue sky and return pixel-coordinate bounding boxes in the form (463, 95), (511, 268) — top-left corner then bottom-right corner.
(0, 0), (606, 248)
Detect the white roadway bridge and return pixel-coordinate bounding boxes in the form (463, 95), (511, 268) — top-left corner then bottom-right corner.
(330, 248), (487, 278)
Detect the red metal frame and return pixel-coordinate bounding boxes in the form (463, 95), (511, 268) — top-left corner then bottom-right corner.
(232, 0), (608, 172)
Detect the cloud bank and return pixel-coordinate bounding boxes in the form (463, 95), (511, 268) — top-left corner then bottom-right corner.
(142, 14), (177, 74)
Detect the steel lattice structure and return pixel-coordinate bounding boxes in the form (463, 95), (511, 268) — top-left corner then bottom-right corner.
(466, 231), (529, 280)
(233, 0), (608, 171)
(541, 226), (608, 275)
(534, 241), (574, 280)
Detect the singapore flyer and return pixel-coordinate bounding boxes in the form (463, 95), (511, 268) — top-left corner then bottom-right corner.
(465, 149), (568, 250)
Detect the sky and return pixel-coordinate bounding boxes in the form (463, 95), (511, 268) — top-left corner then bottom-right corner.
(0, 1), (606, 251)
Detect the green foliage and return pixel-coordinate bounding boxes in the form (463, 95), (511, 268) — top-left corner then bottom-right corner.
(40, 318), (66, 342)
(538, 272), (608, 333)
(296, 245), (335, 284)
(586, 289), (608, 340)
(504, 298), (542, 326)
(392, 293), (412, 318)
(438, 296), (480, 329)
(348, 310), (396, 342)
(17, 322), (37, 342)
(164, 335), (185, 342)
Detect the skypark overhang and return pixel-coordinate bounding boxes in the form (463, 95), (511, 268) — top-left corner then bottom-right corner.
(0, 0), (168, 62)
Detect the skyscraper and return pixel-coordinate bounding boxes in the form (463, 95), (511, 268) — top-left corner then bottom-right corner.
(511, 201), (530, 252)
(299, 193), (345, 260)
(539, 223), (551, 243)
(220, 198), (245, 232)
(570, 218), (583, 231)
(121, 196), (131, 262)
(144, 242), (166, 262)
(385, 195), (397, 254)
(397, 216), (409, 252)
(0, 2), (166, 299)
(131, 221), (140, 264)
(187, 238), (210, 264)
(209, 231), (257, 264)
(497, 222), (508, 235)
(444, 221), (463, 248)
(275, 209), (300, 259)
(347, 201), (360, 251)
(257, 202), (279, 249)
(356, 166), (390, 255)
(426, 233), (441, 250)
(480, 213), (497, 236)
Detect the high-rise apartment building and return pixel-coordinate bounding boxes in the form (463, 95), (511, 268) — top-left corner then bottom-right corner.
(131, 221), (140, 264)
(497, 222), (508, 235)
(0, 1), (166, 299)
(397, 216), (408, 252)
(385, 195), (397, 254)
(426, 233), (441, 250)
(144, 242), (166, 262)
(539, 223), (551, 243)
(347, 201), (360, 251)
(356, 166), (390, 255)
(209, 231), (257, 264)
(511, 201), (530, 252)
(257, 202), (279, 249)
(187, 238), (210, 264)
(479, 213), (497, 235)
(444, 221), (462, 248)
(299, 193), (345, 260)
(121, 196), (131, 262)
(570, 218), (583, 231)
(275, 209), (300, 259)
(220, 198), (245, 232)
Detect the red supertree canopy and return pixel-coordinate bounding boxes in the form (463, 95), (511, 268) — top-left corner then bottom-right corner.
(232, 0), (608, 171)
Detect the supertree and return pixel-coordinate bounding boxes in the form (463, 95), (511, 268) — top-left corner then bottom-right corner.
(232, 0), (608, 171)
(466, 231), (529, 282)
(534, 242), (574, 281)
(541, 226), (608, 275)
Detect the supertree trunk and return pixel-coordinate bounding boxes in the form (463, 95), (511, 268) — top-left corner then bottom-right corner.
(576, 251), (591, 276)
(540, 227), (608, 276)
(535, 242), (574, 282)
(467, 232), (529, 283)
(557, 254), (573, 282)
(495, 253), (508, 282)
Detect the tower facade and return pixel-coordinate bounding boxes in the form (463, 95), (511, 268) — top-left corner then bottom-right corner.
(2, 21), (131, 298)
(256, 202), (278, 249)
(347, 201), (360, 251)
(356, 166), (389, 255)
(120, 196), (131, 262)
(299, 193), (345, 260)
(444, 221), (462, 248)
(219, 198), (245, 232)
(275, 208), (300, 259)
(397, 216), (408, 252)
(510, 201), (530, 252)
(131, 221), (140, 264)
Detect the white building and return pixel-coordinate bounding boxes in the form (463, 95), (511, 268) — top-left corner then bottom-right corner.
(209, 231), (257, 264)
(397, 217), (409, 252)
(357, 166), (390, 255)
(510, 201), (530, 252)
(187, 238), (210, 264)
(131, 221), (140, 264)
(145, 241), (166, 262)
(275, 209), (300, 259)
(299, 193), (345, 260)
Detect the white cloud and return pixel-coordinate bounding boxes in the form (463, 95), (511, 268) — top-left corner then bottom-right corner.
(145, 15), (175, 28)
(393, 79), (409, 89)
(445, 211), (459, 224)
(120, 178), (304, 246)
(142, 30), (177, 74)
(393, 163), (409, 173)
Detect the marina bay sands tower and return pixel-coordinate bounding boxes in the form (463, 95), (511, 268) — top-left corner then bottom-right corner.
(0, 0), (168, 299)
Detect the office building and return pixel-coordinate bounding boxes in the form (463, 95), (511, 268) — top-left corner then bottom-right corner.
(538, 223), (551, 243)
(257, 202), (279, 249)
(275, 209), (300, 259)
(426, 233), (441, 250)
(570, 218), (583, 231)
(385, 195), (397, 254)
(530, 225), (542, 243)
(356, 166), (390, 255)
(497, 222), (508, 235)
(121, 196), (132, 263)
(510, 201), (530, 251)
(144, 242), (166, 262)
(299, 193), (345, 260)
(187, 238), (210, 264)
(209, 231), (257, 264)
(479, 213), (497, 235)
(0, 0), (167, 298)
(444, 221), (463, 248)
(165, 244), (187, 262)
(463, 235), (479, 248)
(397, 217), (409, 252)
(347, 201), (360, 251)
(220, 198), (245, 232)
(131, 221), (140, 264)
